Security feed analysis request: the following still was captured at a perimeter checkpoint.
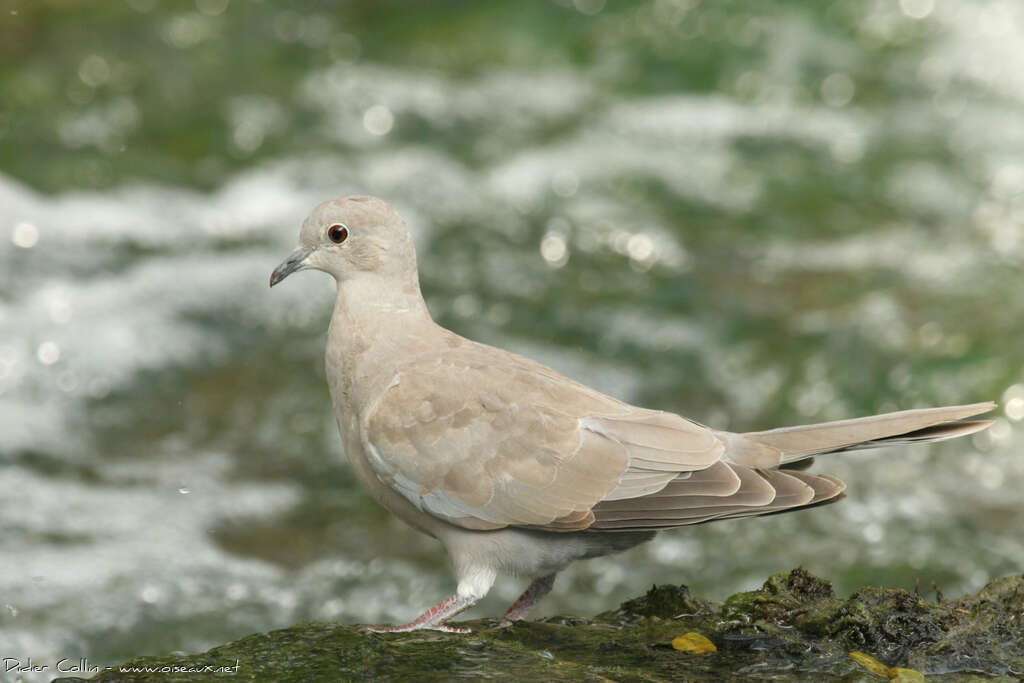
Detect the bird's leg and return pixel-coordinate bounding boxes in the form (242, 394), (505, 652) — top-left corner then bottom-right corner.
(364, 594), (476, 633)
(502, 573), (556, 622)
(365, 568), (496, 634)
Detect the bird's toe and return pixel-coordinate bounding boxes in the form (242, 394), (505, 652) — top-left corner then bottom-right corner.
(362, 622), (471, 634)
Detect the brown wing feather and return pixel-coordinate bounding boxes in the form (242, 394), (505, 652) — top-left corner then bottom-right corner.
(364, 341), (724, 532)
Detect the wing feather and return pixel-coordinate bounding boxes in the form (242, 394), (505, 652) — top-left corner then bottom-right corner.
(359, 337), (961, 534)
(363, 344), (724, 531)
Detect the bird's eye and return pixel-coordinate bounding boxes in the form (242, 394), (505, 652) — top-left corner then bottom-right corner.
(328, 224), (349, 244)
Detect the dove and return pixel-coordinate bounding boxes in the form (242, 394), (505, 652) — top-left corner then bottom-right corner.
(270, 195), (995, 633)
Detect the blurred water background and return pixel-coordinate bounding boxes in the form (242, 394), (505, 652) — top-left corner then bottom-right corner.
(2, 0), (1023, 676)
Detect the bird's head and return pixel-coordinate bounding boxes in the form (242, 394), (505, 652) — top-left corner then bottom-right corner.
(270, 195), (417, 287)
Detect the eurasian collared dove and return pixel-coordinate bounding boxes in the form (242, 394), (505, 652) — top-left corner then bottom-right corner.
(270, 195), (995, 633)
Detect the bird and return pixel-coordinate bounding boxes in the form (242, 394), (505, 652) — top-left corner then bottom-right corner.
(269, 195), (995, 633)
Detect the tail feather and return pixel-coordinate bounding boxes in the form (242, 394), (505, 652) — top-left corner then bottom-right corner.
(832, 419), (994, 453)
(757, 472), (847, 518)
(588, 401), (993, 533)
(590, 466), (845, 529)
(734, 401), (995, 465)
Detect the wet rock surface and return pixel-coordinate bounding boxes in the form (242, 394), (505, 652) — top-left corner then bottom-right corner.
(56, 569), (1024, 682)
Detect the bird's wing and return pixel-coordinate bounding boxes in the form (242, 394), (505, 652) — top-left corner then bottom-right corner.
(362, 343), (725, 532)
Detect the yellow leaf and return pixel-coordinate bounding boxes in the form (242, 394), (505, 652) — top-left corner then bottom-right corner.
(848, 652), (925, 681)
(889, 668), (925, 683)
(672, 632), (717, 654)
(849, 651), (891, 677)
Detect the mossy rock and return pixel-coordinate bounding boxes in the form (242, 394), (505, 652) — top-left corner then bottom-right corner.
(56, 568), (1024, 682)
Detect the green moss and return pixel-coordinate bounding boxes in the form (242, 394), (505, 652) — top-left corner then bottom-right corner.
(599, 582), (715, 621)
(57, 569), (1024, 682)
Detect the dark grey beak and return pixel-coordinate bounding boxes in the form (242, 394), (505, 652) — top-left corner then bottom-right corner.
(270, 246), (314, 287)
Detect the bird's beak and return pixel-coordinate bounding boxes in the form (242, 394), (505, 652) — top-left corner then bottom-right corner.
(270, 246), (314, 287)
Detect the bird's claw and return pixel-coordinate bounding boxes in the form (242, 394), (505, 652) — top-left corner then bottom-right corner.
(363, 623), (471, 634)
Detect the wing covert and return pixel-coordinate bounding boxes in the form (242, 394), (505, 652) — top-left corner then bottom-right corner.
(361, 345), (726, 532)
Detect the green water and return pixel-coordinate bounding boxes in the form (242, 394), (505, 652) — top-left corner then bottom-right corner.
(2, 0), (1023, 676)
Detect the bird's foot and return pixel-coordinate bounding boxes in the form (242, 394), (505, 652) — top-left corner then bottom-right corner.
(364, 623), (470, 634)
(501, 574), (556, 623)
(363, 594), (475, 634)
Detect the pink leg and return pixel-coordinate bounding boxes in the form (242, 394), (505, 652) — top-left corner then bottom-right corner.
(365, 594), (476, 634)
(503, 574), (556, 622)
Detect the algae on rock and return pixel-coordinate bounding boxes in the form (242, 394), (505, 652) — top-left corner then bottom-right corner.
(56, 568), (1024, 682)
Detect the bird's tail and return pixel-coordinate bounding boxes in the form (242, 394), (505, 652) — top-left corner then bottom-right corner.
(711, 401), (996, 516)
(589, 402), (995, 530)
(724, 401), (996, 468)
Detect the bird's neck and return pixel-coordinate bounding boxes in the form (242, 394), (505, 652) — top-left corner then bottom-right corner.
(325, 273), (438, 410)
(335, 271), (432, 320)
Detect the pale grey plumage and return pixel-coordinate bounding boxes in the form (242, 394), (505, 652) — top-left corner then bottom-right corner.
(270, 195), (995, 632)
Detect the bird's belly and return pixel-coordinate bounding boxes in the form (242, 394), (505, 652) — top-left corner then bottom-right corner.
(336, 426), (445, 539)
(323, 351), (442, 537)
(437, 526), (654, 578)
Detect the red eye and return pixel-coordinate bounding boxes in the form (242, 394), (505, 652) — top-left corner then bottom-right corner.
(328, 224), (349, 243)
